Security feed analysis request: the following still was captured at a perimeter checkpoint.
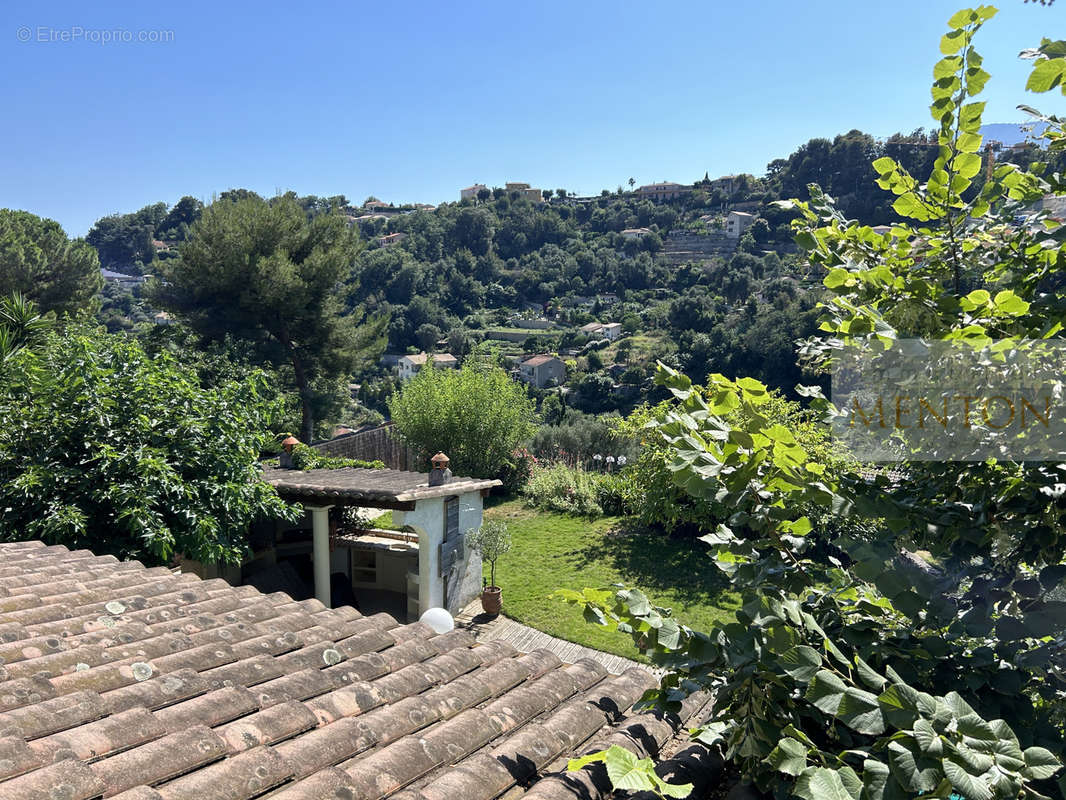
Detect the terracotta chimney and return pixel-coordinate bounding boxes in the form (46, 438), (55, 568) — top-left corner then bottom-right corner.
(429, 452), (452, 486)
(280, 436), (300, 469)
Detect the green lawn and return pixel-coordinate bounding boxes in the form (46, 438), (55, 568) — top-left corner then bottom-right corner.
(481, 500), (740, 661)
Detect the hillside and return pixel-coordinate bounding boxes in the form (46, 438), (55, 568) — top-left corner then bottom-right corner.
(87, 125), (1066, 434)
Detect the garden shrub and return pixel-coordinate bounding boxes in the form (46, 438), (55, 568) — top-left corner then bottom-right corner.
(563, 13), (1066, 798)
(388, 361), (537, 480)
(523, 462), (604, 517)
(0, 321), (298, 565)
(288, 443), (384, 471)
(594, 472), (627, 516)
(613, 391), (846, 538)
(531, 411), (635, 466)
(498, 446), (537, 494)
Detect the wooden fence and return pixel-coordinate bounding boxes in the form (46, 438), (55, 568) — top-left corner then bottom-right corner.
(313, 423), (419, 472)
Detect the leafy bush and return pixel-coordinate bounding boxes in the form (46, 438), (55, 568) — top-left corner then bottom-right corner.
(610, 401), (724, 536)
(287, 442), (384, 470)
(497, 446), (537, 494)
(594, 472), (627, 517)
(388, 361), (537, 482)
(0, 322), (298, 565)
(524, 463), (605, 517)
(613, 391), (845, 538)
(531, 411), (635, 466)
(563, 12), (1066, 799)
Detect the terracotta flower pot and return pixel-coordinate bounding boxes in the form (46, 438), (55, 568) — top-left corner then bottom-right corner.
(481, 586), (502, 616)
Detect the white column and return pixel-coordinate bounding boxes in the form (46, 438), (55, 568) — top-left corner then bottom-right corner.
(393, 498), (445, 611)
(309, 505), (334, 608)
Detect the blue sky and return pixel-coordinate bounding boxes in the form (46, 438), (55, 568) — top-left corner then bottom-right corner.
(0, 1), (1058, 237)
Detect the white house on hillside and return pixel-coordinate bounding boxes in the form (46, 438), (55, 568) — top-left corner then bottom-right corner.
(518, 354), (566, 389)
(726, 211), (756, 239)
(377, 232), (407, 248)
(397, 352), (458, 381)
(100, 268), (145, 290)
(637, 182), (691, 201)
(460, 184), (487, 201)
(579, 322), (623, 342)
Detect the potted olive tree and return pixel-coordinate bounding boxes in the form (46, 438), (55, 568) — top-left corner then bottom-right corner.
(465, 521), (511, 616)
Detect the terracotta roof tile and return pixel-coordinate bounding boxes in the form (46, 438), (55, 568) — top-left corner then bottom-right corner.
(266, 765), (354, 799)
(0, 541), (710, 799)
(305, 681), (386, 726)
(0, 631), (70, 665)
(110, 786), (164, 800)
(155, 744), (292, 798)
(89, 725), (227, 795)
(101, 668), (209, 714)
(217, 698), (318, 752)
(0, 735), (44, 781)
(0, 690), (107, 739)
(199, 654), (284, 691)
(0, 675), (57, 711)
(0, 757), (105, 800)
(28, 706), (165, 763)
(153, 684), (258, 733)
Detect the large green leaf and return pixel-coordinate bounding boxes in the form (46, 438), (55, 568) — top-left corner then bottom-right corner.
(764, 736), (808, 776)
(806, 669), (847, 715)
(912, 718), (943, 757)
(1026, 57), (1066, 94)
(1022, 746), (1062, 780)
(837, 688), (886, 735)
(567, 745), (694, 798)
(877, 684), (919, 730)
(887, 741), (941, 794)
(794, 767), (860, 800)
(862, 758), (891, 800)
(780, 645), (822, 682)
(943, 757), (993, 800)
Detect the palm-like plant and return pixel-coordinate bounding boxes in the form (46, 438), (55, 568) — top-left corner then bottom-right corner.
(0, 293), (51, 365)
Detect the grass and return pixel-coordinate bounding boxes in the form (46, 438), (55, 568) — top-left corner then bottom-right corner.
(480, 499), (741, 661)
(599, 331), (674, 370)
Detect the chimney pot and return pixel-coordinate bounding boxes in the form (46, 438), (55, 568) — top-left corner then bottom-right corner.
(429, 452), (452, 486)
(280, 436), (300, 469)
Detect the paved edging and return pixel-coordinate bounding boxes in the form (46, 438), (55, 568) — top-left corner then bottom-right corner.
(455, 600), (662, 676)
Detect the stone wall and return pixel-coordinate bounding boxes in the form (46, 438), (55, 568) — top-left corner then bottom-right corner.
(657, 231), (738, 266)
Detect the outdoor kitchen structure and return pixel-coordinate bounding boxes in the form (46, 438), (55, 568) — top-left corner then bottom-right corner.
(178, 454), (501, 622)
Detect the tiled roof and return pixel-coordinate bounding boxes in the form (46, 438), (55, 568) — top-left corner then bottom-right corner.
(0, 541), (713, 799)
(401, 353), (457, 366)
(521, 355), (560, 368)
(261, 466), (501, 506)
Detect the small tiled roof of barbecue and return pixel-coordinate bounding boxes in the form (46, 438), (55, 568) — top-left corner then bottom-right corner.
(0, 540), (716, 799)
(260, 466), (502, 505)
